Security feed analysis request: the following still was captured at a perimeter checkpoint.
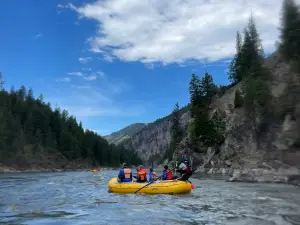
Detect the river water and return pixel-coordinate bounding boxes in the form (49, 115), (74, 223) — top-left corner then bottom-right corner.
(1, 170), (300, 225)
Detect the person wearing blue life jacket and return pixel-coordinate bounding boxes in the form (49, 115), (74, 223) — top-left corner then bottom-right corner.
(148, 168), (157, 182)
(118, 163), (132, 182)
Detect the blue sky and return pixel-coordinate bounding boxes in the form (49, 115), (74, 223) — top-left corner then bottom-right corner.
(0, 0), (284, 135)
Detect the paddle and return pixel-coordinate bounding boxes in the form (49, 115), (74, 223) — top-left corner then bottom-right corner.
(134, 168), (175, 194)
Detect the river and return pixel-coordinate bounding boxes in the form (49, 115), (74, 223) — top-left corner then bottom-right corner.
(1, 170), (300, 225)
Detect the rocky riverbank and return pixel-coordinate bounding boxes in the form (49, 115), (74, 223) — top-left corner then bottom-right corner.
(197, 165), (300, 187)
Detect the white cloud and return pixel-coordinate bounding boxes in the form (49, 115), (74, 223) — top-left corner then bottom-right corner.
(57, 3), (76, 9)
(95, 71), (105, 77)
(71, 85), (91, 89)
(68, 71), (84, 76)
(56, 77), (71, 82)
(84, 75), (97, 81)
(67, 0), (296, 65)
(79, 57), (92, 63)
(65, 105), (144, 117)
(34, 33), (42, 40)
(82, 68), (92, 71)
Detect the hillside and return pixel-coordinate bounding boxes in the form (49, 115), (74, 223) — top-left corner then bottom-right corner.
(104, 123), (146, 145)
(0, 79), (142, 172)
(120, 2), (300, 185)
(122, 105), (191, 165)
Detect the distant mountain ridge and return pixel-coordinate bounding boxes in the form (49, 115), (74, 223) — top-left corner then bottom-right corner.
(104, 123), (147, 145)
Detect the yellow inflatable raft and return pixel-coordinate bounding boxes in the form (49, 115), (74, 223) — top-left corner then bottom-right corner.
(108, 177), (192, 194)
(90, 169), (103, 173)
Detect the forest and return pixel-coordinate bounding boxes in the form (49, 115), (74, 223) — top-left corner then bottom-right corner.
(0, 74), (142, 169)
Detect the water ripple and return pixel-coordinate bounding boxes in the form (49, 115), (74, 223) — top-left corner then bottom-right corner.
(1, 171), (300, 224)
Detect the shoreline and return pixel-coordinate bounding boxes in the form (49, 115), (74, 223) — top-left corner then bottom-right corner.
(195, 167), (300, 187)
(0, 165), (119, 173)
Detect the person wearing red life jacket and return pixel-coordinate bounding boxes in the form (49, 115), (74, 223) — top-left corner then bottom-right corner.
(118, 163), (132, 182)
(136, 165), (147, 183)
(162, 165), (173, 180)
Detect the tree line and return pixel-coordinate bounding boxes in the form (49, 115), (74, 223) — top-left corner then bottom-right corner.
(168, 0), (300, 156)
(0, 75), (142, 168)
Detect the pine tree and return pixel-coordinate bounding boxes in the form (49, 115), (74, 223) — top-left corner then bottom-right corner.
(0, 72), (3, 90)
(200, 72), (218, 107)
(228, 31), (243, 83)
(27, 88), (34, 100)
(165, 103), (183, 161)
(17, 85), (27, 101)
(279, 0), (300, 71)
(189, 74), (202, 109)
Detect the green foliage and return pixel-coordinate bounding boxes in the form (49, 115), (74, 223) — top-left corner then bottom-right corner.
(279, 0), (300, 71)
(188, 72), (226, 148)
(228, 31), (243, 83)
(0, 78), (142, 167)
(234, 89), (244, 108)
(164, 102), (183, 161)
(0, 72), (3, 90)
(227, 15), (273, 133)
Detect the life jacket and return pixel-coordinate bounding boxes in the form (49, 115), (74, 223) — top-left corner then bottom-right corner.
(166, 169), (173, 180)
(124, 168), (131, 179)
(152, 172), (157, 180)
(138, 168), (147, 181)
(186, 167), (191, 174)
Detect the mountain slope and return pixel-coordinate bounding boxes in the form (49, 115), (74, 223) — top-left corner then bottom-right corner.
(104, 123), (147, 145)
(122, 105), (191, 165)
(121, 51), (300, 182)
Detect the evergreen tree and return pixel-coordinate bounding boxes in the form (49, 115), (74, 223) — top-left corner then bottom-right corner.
(0, 76), (143, 167)
(200, 72), (218, 107)
(188, 72), (225, 148)
(228, 31), (243, 83)
(0, 72), (3, 90)
(279, 0), (300, 71)
(165, 103), (183, 161)
(189, 74), (202, 112)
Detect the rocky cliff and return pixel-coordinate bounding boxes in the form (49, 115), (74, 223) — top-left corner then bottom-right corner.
(123, 51), (300, 185)
(123, 106), (191, 165)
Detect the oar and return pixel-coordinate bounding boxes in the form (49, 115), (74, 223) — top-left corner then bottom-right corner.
(134, 168), (175, 194)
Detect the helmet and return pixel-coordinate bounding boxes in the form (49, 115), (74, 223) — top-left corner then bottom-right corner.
(122, 163), (127, 168)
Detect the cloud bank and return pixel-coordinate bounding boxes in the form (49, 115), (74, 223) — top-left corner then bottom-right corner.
(64, 0), (299, 65)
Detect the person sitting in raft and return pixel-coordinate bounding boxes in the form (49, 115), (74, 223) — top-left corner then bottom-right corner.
(118, 163), (132, 182)
(148, 168), (157, 182)
(182, 152), (191, 168)
(136, 165), (147, 183)
(162, 165), (173, 180)
(177, 161), (192, 181)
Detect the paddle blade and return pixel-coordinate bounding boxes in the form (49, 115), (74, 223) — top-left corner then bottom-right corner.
(191, 183), (196, 189)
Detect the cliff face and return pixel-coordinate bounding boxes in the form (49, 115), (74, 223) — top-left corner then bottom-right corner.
(123, 51), (300, 186)
(124, 107), (191, 164)
(207, 52), (300, 169)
